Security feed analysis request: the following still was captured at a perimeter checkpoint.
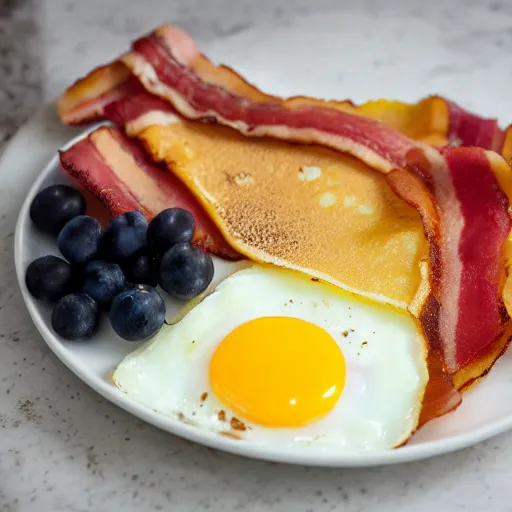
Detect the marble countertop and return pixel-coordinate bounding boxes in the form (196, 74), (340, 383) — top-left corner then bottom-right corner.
(2, 0), (512, 510)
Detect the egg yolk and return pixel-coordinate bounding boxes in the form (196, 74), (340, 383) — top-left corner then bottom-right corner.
(209, 317), (346, 427)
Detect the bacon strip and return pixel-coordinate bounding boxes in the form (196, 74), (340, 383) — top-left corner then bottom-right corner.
(59, 126), (239, 259)
(58, 50), (512, 159)
(105, 26), (512, 379)
(348, 97), (508, 153)
(389, 150), (512, 375)
(58, 62), (134, 125)
(446, 101), (506, 151)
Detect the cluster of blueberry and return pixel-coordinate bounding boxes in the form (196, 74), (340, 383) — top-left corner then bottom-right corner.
(25, 185), (214, 341)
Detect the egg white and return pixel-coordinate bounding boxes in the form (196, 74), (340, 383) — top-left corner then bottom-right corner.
(113, 265), (429, 452)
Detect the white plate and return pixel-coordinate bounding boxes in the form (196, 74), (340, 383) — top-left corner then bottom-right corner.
(6, 105), (512, 467)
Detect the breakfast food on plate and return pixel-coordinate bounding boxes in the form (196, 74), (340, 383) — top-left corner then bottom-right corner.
(52, 293), (99, 340)
(58, 126), (238, 260)
(60, 120), (428, 308)
(109, 285), (166, 341)
(25, 255), (76, 302)
(57, 215), (102, 264)
(57, 47), (512, 158)
(101, 210), (148, 263)
(26, 186), (214, 341)
(47, 24), (512, 448)
(81, 260), (126, 310)
(30, 184), (86, 235)
(113, 266), (429, 450)
(138, 119), (427, 308)
(147, 208), (196, 254)
(159, 242), (215, 300)
(122, 250), (158, 287)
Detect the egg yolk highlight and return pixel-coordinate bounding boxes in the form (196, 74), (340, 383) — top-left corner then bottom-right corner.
(209, 317), (346, 427)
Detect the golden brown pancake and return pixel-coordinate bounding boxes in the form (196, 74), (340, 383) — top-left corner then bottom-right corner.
(135, 119), (427, 308)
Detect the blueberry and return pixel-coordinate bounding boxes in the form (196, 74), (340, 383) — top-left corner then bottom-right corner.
(51, 293), (99, 340)
(25, 255), (76, 302)
(30, 185), (86, 235)
(109, 285), (165, 341)
(122, 251), (158, 287)
(158, 243), (214, 300)
(147, 208), (195, 255)
(81, 260), (125, 309)
(57, 215), (102, 264)
(102, 210), (148, 263)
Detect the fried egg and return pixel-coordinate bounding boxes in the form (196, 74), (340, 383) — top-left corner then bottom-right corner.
(113, 266), (429, 452)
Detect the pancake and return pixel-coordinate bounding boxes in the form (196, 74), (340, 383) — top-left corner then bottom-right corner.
(135, 118), (426, 309)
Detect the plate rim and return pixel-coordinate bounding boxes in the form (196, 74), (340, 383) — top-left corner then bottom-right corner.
(7, 112), (512, 468)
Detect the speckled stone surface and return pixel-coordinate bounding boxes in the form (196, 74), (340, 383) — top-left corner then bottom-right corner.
(3, 0), (512, 510)
(0, 0), (41, 145)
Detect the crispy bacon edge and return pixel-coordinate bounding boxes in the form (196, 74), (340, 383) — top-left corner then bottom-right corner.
(59, 126), (239, 260)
